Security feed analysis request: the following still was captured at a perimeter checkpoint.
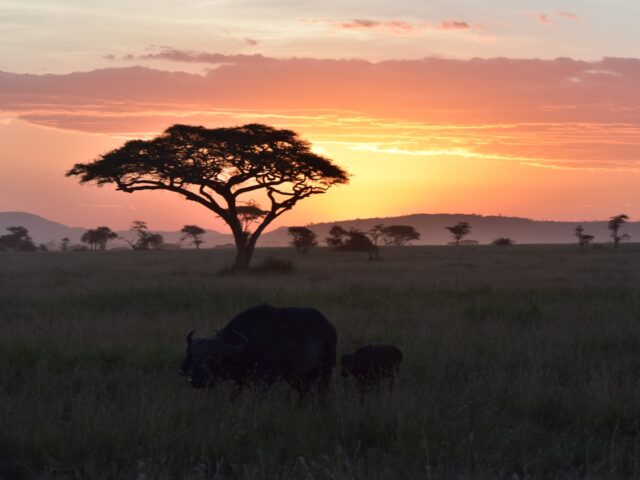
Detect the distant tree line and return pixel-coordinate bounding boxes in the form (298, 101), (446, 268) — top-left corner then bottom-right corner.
(0, 226), (38, 252)
(285, 223), (421, 260)
(1, 213), (633, 255)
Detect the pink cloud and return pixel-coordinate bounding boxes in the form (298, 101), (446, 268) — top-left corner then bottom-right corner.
(558, 11), (580, 21)
(123, 48), (272, 65)
(437, 21), (470, 31)
(2, 55), (640, 178)
(533, 13), (555, 25)
(336, 19), (418, 33)
(244, 38), (258, 46)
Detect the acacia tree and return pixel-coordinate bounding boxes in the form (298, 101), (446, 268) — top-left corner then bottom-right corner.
(81, 226), (118, 251)
(446, 222), (471, 246)
(122, 221), (164, 250)
(608, 214), (630, 249)
(0, 226), (37, 252)
(60, 237), (70, 251)
(367, 224), (385, 260)
(326, 225), (373, 253)
(574, 225), (594, 248)
(288, 226), (317, 253)
(181, 225), (206, 249)
(67, 124), (348, 270)
(382, 225), (420, 246)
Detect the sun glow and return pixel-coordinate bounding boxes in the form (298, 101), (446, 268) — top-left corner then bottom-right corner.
(311, 144), (326, 155)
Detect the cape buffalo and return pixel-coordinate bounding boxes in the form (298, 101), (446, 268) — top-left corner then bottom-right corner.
(341, 344), (403, 392)
(180, 304), (337, 394)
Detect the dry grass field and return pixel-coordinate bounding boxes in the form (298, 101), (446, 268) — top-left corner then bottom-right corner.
(2, 244), (640, 479)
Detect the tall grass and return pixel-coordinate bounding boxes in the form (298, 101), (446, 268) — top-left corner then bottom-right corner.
(1, 245), (640, 478)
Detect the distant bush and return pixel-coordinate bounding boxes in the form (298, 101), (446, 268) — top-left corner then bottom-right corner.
(492, 237), (515, 246)
(218, 257), (296, 275)
(252, 257), (295, 274)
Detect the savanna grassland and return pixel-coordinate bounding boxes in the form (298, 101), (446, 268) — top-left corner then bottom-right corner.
(2, 245), (640, 479)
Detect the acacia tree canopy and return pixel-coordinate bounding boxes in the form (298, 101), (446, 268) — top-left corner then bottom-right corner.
(381, 225), (421, 246)
(287, 226), (318, 253)
(67, 123), (349, 269)
(608, 214), (629, 248)
(181, 224), (206, 249)
(446, 222), (472, 246)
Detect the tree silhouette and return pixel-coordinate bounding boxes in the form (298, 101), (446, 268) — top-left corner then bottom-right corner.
(446, 222), (471, 246)
(67, 123), (348, 270)
(381, 225), (420, 246)
(81, 226), (118, 251)
(122, 221), (164, 250)
(326, 225), (348, 249)
(608, 214), (630, 249)
(574, 225), (594, 248)
(326, 225), (374, 254)
(60, 237), (70, 251)
(0, 226), (37, 252)
(288, 226), (317, 253)
(181, 225), (206, 249)
(492, 237), (514, 246)
(367, 223), (385, 260)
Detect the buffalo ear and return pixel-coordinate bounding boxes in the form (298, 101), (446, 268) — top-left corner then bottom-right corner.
(186, 330), (196, 345)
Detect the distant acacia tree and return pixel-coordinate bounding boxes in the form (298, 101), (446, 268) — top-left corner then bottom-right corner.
(574, 225), (594, 248)
(382, 225), (420, 246)
(326, 225), (348, 249)
(236, 201), (268, 243)
(0, 226), (37, 252)
(446, 222), (472, 246)
(60, 237), (70, 251)
(122, 221), (164, 250)
(287, 226), (317, 253)
(492, 237), (515, 246)
(608, 214), (630, 249)
(326, 225), (374, 253)
(66, 123), (348, 271)
(81, 226), (118, 251)
(367, 223), (385, 260)
(181, 225), (206, 250)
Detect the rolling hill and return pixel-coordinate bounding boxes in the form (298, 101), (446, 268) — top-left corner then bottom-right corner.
(0, 211), (634, 249)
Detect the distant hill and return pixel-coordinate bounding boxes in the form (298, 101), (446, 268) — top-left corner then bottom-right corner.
(1, 211), (635, 249)
(259, 213), (634, 246)
(0, 212), (86, 245)
(0, 212), (233, 249)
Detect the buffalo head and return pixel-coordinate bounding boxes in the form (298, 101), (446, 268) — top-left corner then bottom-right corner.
(180, 330), (246, 388)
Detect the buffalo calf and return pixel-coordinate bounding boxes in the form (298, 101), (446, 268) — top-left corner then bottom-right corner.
(341, 344), (403, 392)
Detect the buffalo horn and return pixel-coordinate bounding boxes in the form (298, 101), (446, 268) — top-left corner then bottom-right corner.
(232, 329), (250, 344)
(186, 330), (196, 345)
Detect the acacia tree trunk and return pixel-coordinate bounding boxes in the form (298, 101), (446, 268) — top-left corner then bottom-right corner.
(233, 244), (252, 270)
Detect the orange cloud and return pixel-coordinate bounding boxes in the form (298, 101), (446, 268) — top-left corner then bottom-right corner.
(2, 56), (640, 171)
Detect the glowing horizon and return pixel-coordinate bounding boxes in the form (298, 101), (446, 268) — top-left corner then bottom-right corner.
(1, 1), (640, 232)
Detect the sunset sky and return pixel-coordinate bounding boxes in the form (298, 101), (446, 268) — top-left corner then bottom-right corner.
(1, 0), (640, 231)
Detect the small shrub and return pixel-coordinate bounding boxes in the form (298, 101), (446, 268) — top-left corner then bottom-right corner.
(492, 237), (515, 246)
(251, 257), (295, 275)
